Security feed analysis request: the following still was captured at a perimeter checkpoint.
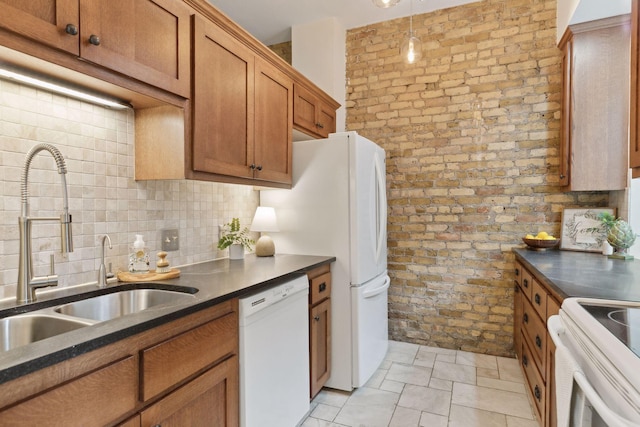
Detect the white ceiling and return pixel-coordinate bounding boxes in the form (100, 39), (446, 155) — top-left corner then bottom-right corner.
(207, 0), (480, 45)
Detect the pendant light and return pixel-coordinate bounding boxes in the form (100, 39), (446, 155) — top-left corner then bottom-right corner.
(372, 0), (401, 8)
(400, 0), (422, 64)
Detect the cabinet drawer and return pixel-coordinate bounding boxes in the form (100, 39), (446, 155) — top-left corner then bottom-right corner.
(141, 355), (239, 427)
(141, 310), (238, 401)
(531, 279), (548, 321)
(514, 262), (524, 288)
(521, 336), (546, 422)
(521, 299), (546, 377)
(310, 271), (332, 306)
(547, 296), (561, 319)
(0, 356), (137, 426)
(520, 266), (533, 301)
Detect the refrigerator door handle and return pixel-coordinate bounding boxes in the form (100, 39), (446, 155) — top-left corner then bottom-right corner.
(363, 275), (390, 298)
(374, 151), (387, 263)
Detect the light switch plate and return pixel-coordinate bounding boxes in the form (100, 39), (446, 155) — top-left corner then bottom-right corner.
(161, 229), (179, 251)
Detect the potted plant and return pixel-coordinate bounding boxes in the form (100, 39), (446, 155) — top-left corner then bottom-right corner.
(594, 212), (636, 259)
(218, 218), (254, 260)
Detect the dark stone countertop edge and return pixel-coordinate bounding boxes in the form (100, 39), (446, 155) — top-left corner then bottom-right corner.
(512, 247), (640, 303)
(0, 254), (335, 385)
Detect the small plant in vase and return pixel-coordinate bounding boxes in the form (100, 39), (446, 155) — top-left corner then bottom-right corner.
(218, 218), (254, 260)
(595, 212), (636, 260)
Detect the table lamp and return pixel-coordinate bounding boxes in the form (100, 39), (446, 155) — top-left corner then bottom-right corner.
(250, 207), (279, 257)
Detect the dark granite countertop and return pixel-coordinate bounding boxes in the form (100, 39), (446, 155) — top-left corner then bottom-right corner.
(513, 248), (640, 302)
(0, 253), (335, 384)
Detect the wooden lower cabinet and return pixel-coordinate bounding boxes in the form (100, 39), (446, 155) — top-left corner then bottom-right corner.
(514, 261), (561, 427)
(307, 264), (332, 398)
(0, 299), (239, 426)
(140, 355), (239, 427)
(0, 356), (137, 427)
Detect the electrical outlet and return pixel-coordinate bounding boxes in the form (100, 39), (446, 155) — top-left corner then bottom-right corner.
(161, 229), (179, 251)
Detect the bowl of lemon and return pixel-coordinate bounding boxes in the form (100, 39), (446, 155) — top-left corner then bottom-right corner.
(522, 232), (560, 250)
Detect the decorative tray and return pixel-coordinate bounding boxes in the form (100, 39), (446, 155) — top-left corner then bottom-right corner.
(117, 268), (181, 282)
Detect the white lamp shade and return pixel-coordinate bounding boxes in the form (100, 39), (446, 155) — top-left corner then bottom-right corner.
(250, 207), (279, 232)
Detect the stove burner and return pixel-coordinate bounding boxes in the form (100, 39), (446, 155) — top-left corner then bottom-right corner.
(608, 309), (630, 327)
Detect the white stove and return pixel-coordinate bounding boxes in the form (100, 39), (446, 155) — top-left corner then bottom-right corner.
(548, 298), (640, 426)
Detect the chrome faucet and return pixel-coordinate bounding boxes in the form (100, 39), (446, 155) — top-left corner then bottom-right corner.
(98, 234), (112, 288)
(17, 144), (73, 304)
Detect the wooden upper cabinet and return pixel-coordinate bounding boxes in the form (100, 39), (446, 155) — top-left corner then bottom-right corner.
(632, 0), (640, 175)
(559, 16), (630, 191)
(79, 0), (191, 97)
(558, 31), (572, 187)
(192, 15), (254, 179)
(294, 83), (338, 139)
(0, 0), (190, 97)
(0, 0), (80, 55)
(191, 15), (293, 186)
(254, 59), (293, 184)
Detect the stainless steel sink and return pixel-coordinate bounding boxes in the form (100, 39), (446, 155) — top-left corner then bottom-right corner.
(0, 313), (93, 352)
(54, 288), (196, 322)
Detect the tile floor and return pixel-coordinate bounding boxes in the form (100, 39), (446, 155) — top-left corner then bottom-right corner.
(301, 341), (539, 427)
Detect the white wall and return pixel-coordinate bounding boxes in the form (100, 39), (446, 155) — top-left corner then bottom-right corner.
(292, 18), (346, 133)
(557, 0), (631, 42)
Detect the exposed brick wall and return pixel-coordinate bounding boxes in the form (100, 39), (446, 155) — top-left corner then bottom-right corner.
(345, 0), (609, 356)
(268, 41), (292, 64)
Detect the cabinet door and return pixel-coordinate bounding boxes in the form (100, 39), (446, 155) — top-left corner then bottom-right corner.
(632, 0), (640, 175)
(254, 59), (293, 185)
(293, 84), (319, 136)
(0, 356), (137, 426)
(79, 0), (191, 97)
(568, 18), (630, 191)
(141, 355), (239, 427)
(559, 31), (572, 187)
(316, 101), (337, 138)
(310, 298), (331, 398)
(0, 0), (79, 54)
(513, 282), (523, 360)
(192, 16), (254, 179)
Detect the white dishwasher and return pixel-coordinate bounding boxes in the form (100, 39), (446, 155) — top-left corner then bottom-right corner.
(239, 275), (310, 427)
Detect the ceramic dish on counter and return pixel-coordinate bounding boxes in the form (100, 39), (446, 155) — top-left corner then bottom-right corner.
(522, 237), (560, 250)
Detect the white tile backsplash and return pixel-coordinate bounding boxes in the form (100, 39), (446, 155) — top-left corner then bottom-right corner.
(0, 79), (258, 290)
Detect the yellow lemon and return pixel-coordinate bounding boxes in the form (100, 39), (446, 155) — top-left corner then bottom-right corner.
(536, 231), (548, 239)
(525, 234), (534, 239)
(544, 235), (556, 240)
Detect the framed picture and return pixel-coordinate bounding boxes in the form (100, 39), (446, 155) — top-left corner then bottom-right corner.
(560, 207), (616, 252)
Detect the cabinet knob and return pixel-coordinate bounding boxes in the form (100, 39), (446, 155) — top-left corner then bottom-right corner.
(523, 313), (528, 324)
(534, 385), (542, 401)
(88, 34), (101, 46)
(250, 164), (256, 170)
(314, 315), (320, 321)
(515, 268), (520, 276)
(536, 335), (542, 349)
(522, 355), (528, 367)
(560, 174), (566, 179)
(534, 294), (541, 305)
(523, 279), (528, 288)
(65, 24), (78, 36)
(316, 123), (324, 129)
(256, 165), (263, 171)
(318, 282), (326, 293)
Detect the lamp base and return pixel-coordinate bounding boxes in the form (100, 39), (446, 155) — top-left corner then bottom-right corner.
(255, 235), (275, 257)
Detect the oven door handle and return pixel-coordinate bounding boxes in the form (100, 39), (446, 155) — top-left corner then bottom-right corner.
(548, 315), (638, 427)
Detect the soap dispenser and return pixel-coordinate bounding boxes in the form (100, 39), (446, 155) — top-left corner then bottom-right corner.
(129, 234), (150, 273)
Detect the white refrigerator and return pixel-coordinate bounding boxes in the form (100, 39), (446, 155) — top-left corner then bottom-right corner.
(260, 131), (390, 391)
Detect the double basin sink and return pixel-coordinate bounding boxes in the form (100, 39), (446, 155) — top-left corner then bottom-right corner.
(0, 286), (198, 352)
